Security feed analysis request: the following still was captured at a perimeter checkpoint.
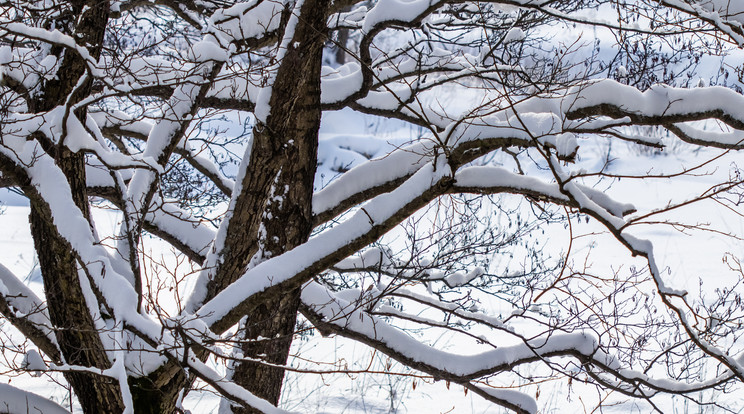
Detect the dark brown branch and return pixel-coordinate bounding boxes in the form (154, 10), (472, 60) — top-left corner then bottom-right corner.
(567, 104), (744, 150)
(0, 294), (61, 363)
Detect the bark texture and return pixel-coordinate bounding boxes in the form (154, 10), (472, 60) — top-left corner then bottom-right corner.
(203, 1), (330, 411)
(10, 0), (330, 411)
(25, 1), (126, 412)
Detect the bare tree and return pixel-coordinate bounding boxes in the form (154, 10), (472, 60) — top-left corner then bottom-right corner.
(1, 1), (744, 413)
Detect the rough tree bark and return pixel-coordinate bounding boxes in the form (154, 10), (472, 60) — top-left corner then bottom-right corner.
(205, 1), (330, 411)
(23, 1), (126, 412)
(119, 1), (329, 412)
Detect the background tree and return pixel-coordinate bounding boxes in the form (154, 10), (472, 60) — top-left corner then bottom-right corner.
(1, 0), (744, 413)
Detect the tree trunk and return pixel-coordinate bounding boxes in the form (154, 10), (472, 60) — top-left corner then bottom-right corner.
(129, 370), (188, 414)
(204, 1), (329, 411)
(29, 153), (124, 413)
(229, 288), (302, 412)
(24, 1), (126, 412)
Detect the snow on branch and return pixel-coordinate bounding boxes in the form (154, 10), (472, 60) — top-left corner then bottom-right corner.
(300, 281), (603, 413)
(0, 22), (103, 77)
(0, 263), (60, 361)
(4, 0), (744, 412)
(195, 159), (454, 332)
(660, 0), (744, 45)
(565, 80), (744, 146)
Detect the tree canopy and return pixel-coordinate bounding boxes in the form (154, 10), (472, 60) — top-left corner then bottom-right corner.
(2, 0), (744, 413)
